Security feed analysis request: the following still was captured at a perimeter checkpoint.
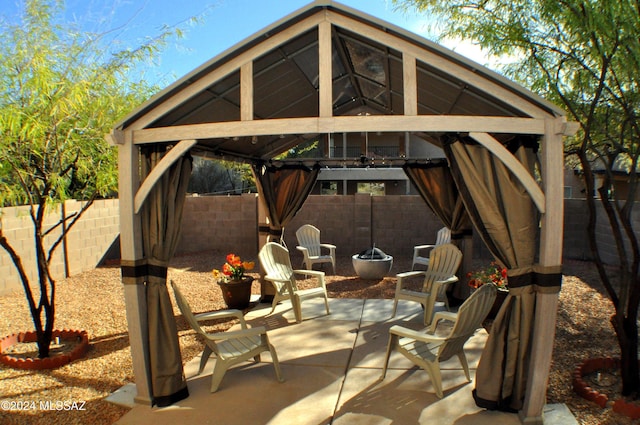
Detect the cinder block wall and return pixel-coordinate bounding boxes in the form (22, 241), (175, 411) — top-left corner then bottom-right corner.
(283, 194), (440, 264)
(1, 195), (631, 294)
(176, 193), (259, 258)
(0, 199), (120, 295)
(174, 194), (441, 264)
(563, 199), (591, 261)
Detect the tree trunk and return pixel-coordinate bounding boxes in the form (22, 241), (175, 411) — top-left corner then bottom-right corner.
(37, 328), (53, 359)
(613, 313), (640, 396)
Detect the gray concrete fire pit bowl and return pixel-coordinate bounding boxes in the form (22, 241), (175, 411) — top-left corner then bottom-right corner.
(352, 247), (393, 280)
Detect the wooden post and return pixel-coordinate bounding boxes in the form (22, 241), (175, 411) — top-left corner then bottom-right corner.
(117, 132), (152, 405)
(318, 20), (332, 118)
(240, 62), (253, 121)
(403, 54), (417, 116)
(520, 118), (565, 423)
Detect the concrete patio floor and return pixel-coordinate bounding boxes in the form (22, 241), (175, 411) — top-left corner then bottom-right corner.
(113, 298), (576, 425)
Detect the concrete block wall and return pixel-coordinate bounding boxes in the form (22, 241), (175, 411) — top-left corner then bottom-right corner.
(563, 198), (640, 265)
(176, 193), (259, 259)
(371, 195), (441, 258)
(594, 200), (640, 266)
(284, 195), (358, 256)
(0, 199), (120, 295)
(283, 194), (438, 264)
(1, 195), (633, 295)
(563, 199), (591, 261)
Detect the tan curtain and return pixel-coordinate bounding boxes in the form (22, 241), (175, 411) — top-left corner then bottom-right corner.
(252, 163), (320, 243)
(141, 145), (192, 407)
(403, 161), (470, 236)
(444, 135), (561, 412)
(403, 161), (473, 300)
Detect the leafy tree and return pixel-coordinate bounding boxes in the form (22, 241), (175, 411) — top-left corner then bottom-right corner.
(392, 0), (640, 395)
(188, 157), (253, 195)
(0, 0), (180, 358)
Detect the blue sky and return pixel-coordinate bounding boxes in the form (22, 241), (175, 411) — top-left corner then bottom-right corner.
(1, 0), (491, 86)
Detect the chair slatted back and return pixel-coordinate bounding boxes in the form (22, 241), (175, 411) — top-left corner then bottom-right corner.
(438, 283), (497, 361)
(259, 242), (297, 290)
(171, 281), (221, 356)
(435, 227), (452, 246)
(421, 243), (462, 292)
(296, 224), (322, 257)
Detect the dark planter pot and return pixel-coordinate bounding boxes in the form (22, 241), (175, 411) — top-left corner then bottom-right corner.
(218, 276), (254, 309)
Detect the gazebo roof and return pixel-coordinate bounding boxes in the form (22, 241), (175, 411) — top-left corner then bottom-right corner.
(112, 1), (567, 163)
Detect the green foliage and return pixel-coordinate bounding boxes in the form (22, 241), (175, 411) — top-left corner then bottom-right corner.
(188, 158), (254, 194)
(0, 0), (178, 206)
(393, 0), (640, 166)
(0, 0), (187, 358)
(393, 0), (640, 394)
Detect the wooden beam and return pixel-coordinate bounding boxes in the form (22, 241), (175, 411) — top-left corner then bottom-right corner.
(117, 133), (152, 405)
(520, 118), (564, 424)
(134, 140), (197, 214)
(403, 53), (417, 116)
(240, 62), (253, 121)
(469, 132), (546, 213)
(318, 19), (332, 117)
(133, 115), (546, 144)
(107, 129), (125, 146)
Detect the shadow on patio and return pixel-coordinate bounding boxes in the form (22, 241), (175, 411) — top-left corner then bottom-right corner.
(112, 298), (534, 425)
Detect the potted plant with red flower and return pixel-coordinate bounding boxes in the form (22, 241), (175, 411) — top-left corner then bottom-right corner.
(213, 254), (255, 309)
(467, 261), (508, 320)
(467, 261), (508, 290)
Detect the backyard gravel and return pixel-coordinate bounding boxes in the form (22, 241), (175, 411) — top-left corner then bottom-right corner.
(0, 252), (632, 424)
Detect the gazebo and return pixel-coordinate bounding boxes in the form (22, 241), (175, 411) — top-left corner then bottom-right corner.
(109, 2), (577, 423)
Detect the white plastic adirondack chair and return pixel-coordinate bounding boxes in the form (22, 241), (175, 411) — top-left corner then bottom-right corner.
(295, 224), (336, 274)
(392, 243), (462, 325)
(171, 281), (284, 392)
(381, 282), (497, 398)
(259, 242), (330, 323)
(412, 227), (451, 270)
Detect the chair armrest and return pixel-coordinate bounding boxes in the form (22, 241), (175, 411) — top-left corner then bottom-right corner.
(396, 270), (426, 291)
(195, 309), (244, 322)
(428, 311), (458, 333)
(293, 269), (326, 288)
(206, 325), (267, 341)
(320, 243), (336, 250)
(264, 274), (290, 284)
(413, 244), (435, 251)
(296, 246), (309, 253)
(293, 269), (325, 278)
(396, 270), (426, 279)
(434, 276), (459, 286)
(195, 309), (248, 329)
(429, 276), (459, 296)
(389, 325), (445, 343)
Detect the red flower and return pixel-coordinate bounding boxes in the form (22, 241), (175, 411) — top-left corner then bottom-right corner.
(214, 253), (255, 282)
(467, 262), (508, 289)
(226, 254), (242, 267)
(222, 263), (234, 276)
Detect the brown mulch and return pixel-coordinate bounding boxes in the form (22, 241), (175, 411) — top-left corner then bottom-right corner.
(0, 252), (632, 425)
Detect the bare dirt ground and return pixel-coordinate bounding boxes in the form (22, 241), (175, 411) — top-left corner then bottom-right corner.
(0, 252), (632, 424)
